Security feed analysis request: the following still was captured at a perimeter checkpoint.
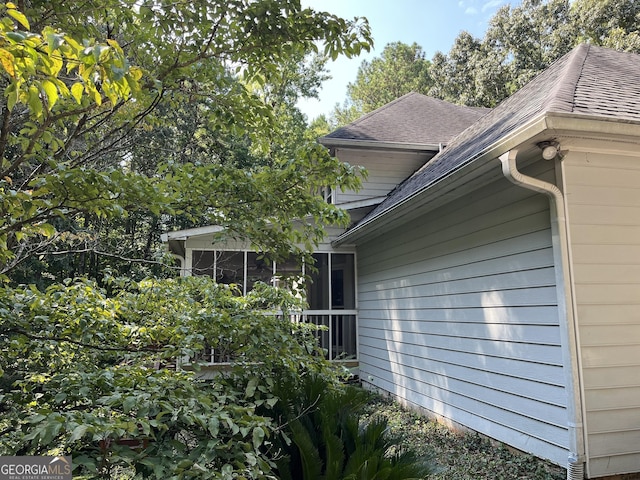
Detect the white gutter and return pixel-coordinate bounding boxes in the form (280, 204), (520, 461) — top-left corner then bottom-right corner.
(499, 150), (586, 479)
(333, 112), (552, 246)
(334, 111), (640, 247)
(319, 137), (442, 153)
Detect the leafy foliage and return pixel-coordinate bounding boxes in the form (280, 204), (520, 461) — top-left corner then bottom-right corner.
(0, 275), (340, 478)
(429, 0), (640, 107)
(0, 2), (375, 476)
(333, 42), (432, 125)
(360, 395), (566, 480)
(0, 1), (373, 282)
(330, 0), (640, 118)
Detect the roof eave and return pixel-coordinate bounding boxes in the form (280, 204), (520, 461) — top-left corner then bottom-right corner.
(333, 111), (640, 246)
(545, 111), (640, 139)
(161, 225), (224, 242)
(318, 137), (442, 155)
(332, 113), (552, 246)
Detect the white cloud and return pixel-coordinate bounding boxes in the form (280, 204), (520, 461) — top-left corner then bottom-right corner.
(458, 0), (479, 15)
(482, 0), (507, 12)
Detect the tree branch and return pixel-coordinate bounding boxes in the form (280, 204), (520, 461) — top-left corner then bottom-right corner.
(0, 104), (12, 162)
(6, 327), (165, 353)
(47, 247), (181, 270)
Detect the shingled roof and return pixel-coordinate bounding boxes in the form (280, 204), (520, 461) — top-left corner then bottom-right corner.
(357, 44), (640, 227)
(320, 92), (488, 147)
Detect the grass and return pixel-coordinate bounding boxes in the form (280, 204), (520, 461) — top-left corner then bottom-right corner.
(360, 393), (567, 480)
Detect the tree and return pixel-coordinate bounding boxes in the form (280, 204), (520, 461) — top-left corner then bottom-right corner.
(332, 42), (432, 126)
(485, 0), (576, 87)
(0, 1), (373, 282)
(571, 0), (640, 51)
(0, 276), (339, 478)
(428, 0), (640, 108)
(0, 1), (375, 477)
(427, 32), (505, 108)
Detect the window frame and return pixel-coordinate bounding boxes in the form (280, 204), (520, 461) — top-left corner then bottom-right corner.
(185, 247), (358, 361)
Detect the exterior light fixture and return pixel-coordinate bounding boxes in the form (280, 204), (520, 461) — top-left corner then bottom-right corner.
(537, 141), (560, 160)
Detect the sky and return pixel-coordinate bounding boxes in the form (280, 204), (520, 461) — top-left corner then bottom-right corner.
(297, 0), (514, 120)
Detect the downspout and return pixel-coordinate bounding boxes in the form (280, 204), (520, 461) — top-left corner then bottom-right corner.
(499, 150), (586, 480)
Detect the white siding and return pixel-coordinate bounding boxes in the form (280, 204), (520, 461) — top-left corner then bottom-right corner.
(357, 164), (570, 466)
(563, 150), (640, 478)
(333, 148), (431, 205)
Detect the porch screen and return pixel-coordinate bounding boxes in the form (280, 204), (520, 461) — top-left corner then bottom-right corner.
(190, 250), (357, 360)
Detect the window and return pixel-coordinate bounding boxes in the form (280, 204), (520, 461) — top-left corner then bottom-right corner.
(216, 251), (244, 285)
(304, 253), (357, 360)
(319, 186), (334, 204)
(246, 252), (273, 291)
(192, 250), (214, 277)
(189, 250), (276, 295)
(189, 249), (357, 360)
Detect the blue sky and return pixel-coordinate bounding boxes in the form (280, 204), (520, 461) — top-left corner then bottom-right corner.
(298, 0), (514, 120)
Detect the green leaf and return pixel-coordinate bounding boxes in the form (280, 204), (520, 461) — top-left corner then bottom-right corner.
(6, 83), (18, 111)
(93, 44), (108, 63)
(245, 377), (258, 398)
(6, 8), (30, 30)
(38, 223), (55, 238)
(70, 82), (84, 104)
(45, 30), (64, 55)
(123, 396), (136, 413)
(208, 417), (219, 436)
(41, 79), (59, 109)
(27, 85), (42, 117)
(69, 424), (89, 442)
(252, 426), (265, 450)
(5, 31), (26, 43)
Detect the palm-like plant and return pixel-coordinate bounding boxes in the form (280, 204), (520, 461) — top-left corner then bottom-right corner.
(269, 375), (436, 479)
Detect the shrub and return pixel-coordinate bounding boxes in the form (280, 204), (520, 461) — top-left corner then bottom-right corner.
(0, 276), (337, 478)
(266, 375), (437, 480)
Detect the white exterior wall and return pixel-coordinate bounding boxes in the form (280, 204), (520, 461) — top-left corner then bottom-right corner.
(562, 148), (640, 478)
(333, 148), (432, 205)
(357, 163), (570, 466)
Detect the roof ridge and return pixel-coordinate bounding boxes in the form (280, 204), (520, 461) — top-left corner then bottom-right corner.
(342, 91), (420, 128)
(321, 91), (487, 146)
(544, 43), (590, 114)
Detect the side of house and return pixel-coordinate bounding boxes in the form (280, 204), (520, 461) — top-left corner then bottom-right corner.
(354, 158), (571, 466)
(560, 139), (640, 477)
(163, 46), (640, 478)
(327, 45), (640, 478)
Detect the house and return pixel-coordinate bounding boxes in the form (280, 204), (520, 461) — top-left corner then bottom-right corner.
(163, 44), (640, 478)
(161, 93), (485, 363)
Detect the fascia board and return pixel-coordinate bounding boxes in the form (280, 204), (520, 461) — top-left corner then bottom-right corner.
(161, 225), (224, 242)
(337, 196), (387, 210)
(319, 137), (442, 154)
(544, 112), (640, 142)
(332, 114), (552, 246)
(334, 111), (640, 247)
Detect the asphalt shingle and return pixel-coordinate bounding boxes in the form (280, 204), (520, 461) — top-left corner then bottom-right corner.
(359, 44), (640, 224)
(321, 92), (488, 146)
